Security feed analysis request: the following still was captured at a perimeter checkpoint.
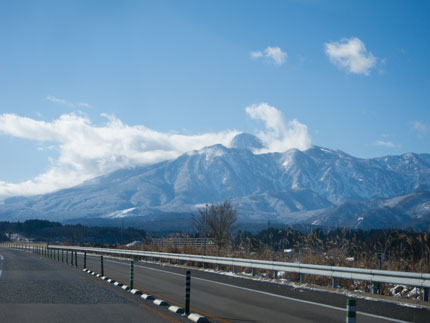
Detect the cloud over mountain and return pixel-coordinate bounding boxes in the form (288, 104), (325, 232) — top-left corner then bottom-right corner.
(245, 103), (311, 153)
(0, 104), (310, 199)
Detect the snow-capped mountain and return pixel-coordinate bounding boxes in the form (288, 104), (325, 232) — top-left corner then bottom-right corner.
(308, 191), (430, 230)
(0, 133), (429, 229)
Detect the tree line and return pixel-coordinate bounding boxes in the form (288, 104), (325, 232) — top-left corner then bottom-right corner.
(0, 219), (146, 245)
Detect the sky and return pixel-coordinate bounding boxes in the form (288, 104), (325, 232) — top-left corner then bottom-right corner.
(0, 0), (429, 199)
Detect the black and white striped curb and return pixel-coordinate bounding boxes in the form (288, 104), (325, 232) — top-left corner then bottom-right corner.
(168, 305), (184, 314)
(82, 267), (210, 322)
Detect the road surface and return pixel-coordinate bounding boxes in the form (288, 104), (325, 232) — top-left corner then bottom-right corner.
(0, 247), (187, 323)
(81, 252), (430, 322)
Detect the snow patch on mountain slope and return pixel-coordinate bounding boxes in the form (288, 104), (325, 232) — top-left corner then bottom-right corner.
(103, 207), (137, 218)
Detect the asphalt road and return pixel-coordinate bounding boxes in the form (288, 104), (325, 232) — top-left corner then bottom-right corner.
(80, 252), (430, 323)
(0, 247), (187, 323)
(3, 247), (430, 323)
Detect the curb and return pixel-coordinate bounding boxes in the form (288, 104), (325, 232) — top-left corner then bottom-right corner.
(80, 265), (210, 323)
(168, 305), (184, 314)
(130, 288), (142, 295)
(188, 313), (209, 323)
(153, 299), (169, 306)
(141, 294), (155, 300)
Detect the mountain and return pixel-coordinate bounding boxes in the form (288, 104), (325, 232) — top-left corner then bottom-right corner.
(0, 133), (429, 229)
(308, 191), (430, 230)
(230, 133), (263, 150)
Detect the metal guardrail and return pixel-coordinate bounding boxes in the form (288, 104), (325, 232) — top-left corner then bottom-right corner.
(2, 242), (429, 301)
(150, 237), (214, 247)
(3, 243), (394, 321)
(44, 245), (430, 292)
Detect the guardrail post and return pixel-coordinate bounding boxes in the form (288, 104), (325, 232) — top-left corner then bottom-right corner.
(233, 265), (237, 274)
(101, 256), (104, 276)
(75, 251), (78, 267)
(252, 268), (256, 276)
(377, 253), (383, 270)
(274, 270), (278, 279)
(184, 270), (191, 316)
(66, 250), (69, 264)
(372, 282), (379, 294)
(332, 277), (337, 288)
(423, 287), (429, 302)
(300, 273), (305, 284)
(346, 299), (356, 323)
(84, 252), (87, 269)
(129, 260), (134, 290)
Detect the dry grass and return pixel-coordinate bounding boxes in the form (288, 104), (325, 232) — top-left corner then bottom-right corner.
(127, 230), (430, 300)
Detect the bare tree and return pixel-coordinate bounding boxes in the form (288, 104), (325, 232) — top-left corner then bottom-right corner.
(194, 200), (237, 256)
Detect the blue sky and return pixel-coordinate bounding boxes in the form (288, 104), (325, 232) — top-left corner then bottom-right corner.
(0, 0), (429, 198)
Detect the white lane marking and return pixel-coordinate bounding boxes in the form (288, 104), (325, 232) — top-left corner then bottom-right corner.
(0, 254), (3, 278)
(100, 258), (409, 323)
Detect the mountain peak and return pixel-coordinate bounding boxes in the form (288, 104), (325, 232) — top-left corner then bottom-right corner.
(230, 133), (263, 151)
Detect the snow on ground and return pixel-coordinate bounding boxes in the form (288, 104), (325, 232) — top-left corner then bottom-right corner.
(83, 251), (428, 309)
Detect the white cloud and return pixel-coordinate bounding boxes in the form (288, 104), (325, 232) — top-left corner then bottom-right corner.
(245, 103), (311, 153)
(250, 51), (263, 59)
(411, 121), (427, 136)
(46, 95), (91, 108)
(250, 46), (287, 65)
(0, 104), (311, 199)
(324, 37), (377, 75)
(373, 140), (395, 148)
(0, 113), (240, 199)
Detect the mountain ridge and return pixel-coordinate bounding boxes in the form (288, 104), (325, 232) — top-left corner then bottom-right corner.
(0, 133), (429, 229)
